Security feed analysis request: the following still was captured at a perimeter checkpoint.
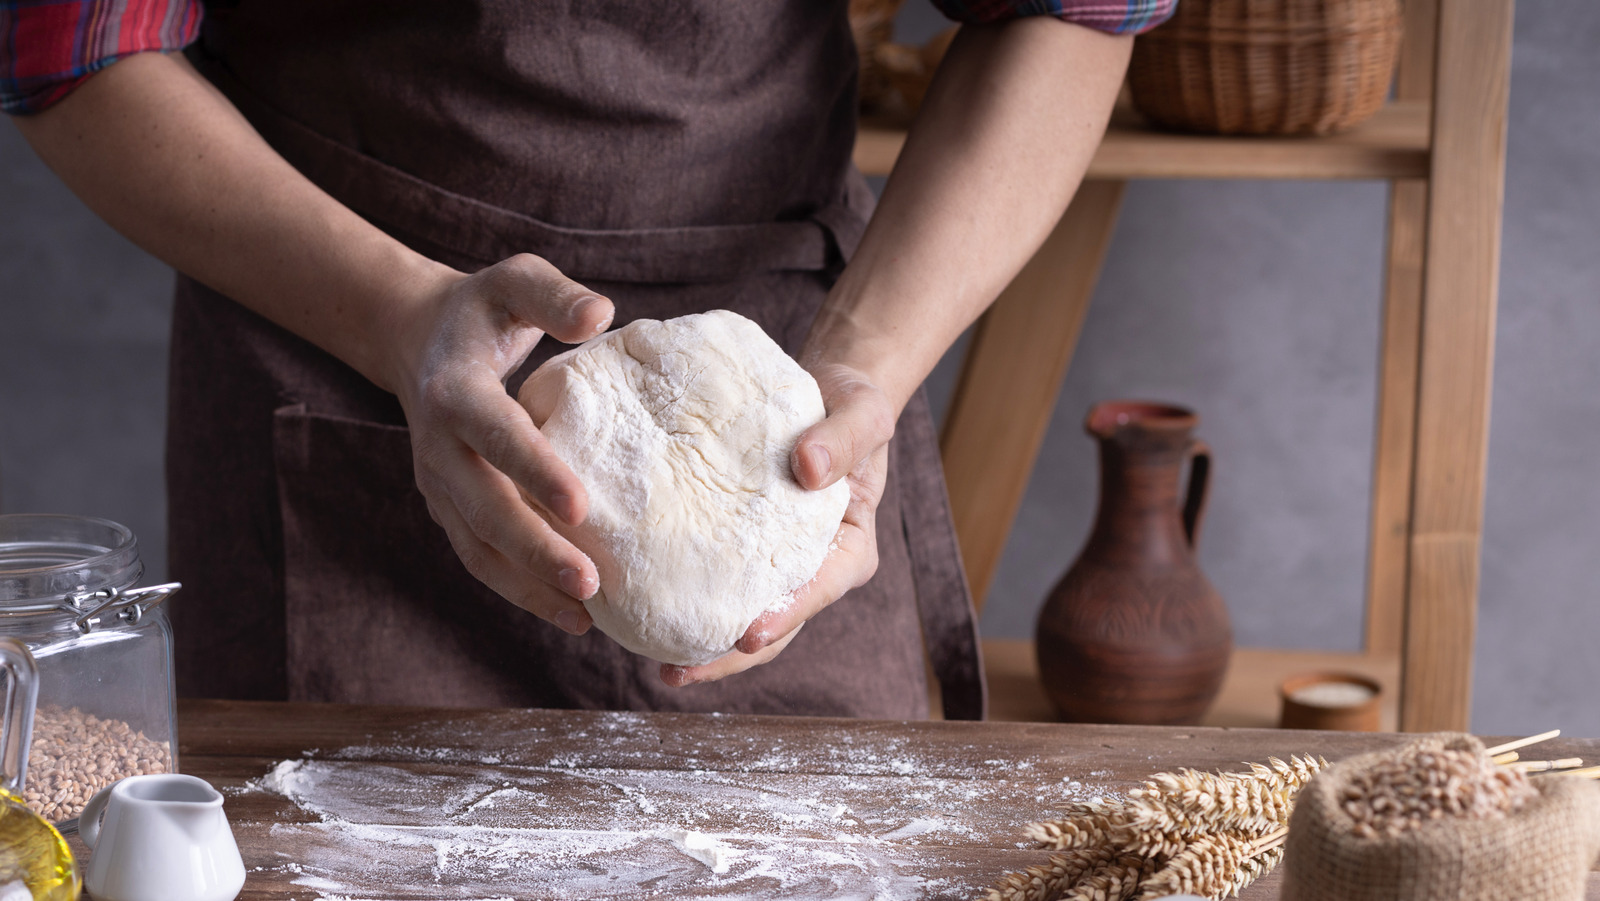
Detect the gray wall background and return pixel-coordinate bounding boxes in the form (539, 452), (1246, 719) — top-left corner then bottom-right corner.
(2, 3), (1595, 734)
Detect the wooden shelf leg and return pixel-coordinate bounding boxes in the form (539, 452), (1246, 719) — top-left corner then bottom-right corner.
(939, 180), (1126, 613)
(1366, 179), (1426, 659)
(1398, 0), (1515, 733)
(1365, 0), (1437, 662)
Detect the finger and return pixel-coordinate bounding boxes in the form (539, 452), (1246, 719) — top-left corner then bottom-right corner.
(442, 380), (589, 526)
(660, 627), (800, 687)
(790, 379), (895, 491)
(482, 254), (614, 345)
(429, 494), (596, 635)
(419, 440), (600, 600)
(735, 517), (876, 654)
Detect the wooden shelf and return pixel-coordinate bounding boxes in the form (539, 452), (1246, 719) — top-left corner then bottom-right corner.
(982, 638), (1400, 731)
(855, 100), (1431, 181)
(893, 3), (1507, 735)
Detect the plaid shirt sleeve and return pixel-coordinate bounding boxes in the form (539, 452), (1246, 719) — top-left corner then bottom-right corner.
(1, 0), (203, 115)
(931, 0), (1177, 34)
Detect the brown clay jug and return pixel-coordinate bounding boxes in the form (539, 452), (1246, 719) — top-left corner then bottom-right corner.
(1035, 400), (1232, 725)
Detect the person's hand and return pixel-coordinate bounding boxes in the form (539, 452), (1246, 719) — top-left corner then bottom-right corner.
(386, 254), (614, 634)
(660, 361), (895, 686)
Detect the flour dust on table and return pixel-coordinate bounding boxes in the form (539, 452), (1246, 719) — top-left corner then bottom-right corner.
(234, 722), (1108, 900)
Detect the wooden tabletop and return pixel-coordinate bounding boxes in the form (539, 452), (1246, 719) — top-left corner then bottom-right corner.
(74, 700), (1598, 900)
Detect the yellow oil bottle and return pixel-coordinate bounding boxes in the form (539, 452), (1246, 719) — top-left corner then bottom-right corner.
(0, 638), (78, 900)
(0, 787), (78, 900)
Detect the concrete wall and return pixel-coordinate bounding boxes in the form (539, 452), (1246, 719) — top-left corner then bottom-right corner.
(2, 1), (1595, 733)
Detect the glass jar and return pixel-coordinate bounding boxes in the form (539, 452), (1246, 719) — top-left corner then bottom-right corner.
(0, 514), (179, 829)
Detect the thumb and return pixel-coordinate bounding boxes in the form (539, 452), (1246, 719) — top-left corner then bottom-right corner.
(790, 378), (895, 491)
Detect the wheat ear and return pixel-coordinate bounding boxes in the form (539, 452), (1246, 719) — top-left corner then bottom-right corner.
(1131, 833), (1251, 900)
(1025, 814), (1115, 851)
(1117, 756), (1325, 838)
(983, 846), (1117, 901)
(1228, 845), (1284, 898)
(1060, 855), (1153, 901)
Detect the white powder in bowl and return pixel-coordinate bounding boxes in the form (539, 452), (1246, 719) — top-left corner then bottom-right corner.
(1289, 680), (1376, 709)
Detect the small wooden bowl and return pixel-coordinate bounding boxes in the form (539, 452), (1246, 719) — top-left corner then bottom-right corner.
(1279, 672), (1382, 731)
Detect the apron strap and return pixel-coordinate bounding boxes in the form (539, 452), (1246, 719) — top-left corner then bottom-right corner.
(897, 389), (989, 721)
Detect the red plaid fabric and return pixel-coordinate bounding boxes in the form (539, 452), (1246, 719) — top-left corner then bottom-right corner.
(1, 0), (201, 114)
(933, 0), (1177, 32)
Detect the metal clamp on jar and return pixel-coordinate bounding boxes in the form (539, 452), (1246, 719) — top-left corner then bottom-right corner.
(0, 514), (179, 830)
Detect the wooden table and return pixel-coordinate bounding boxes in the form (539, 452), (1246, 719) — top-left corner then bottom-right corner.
(81, 701), (1596, 900)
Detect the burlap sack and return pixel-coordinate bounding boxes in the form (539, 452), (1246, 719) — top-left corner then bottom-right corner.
(1282, 733), (1600, 901)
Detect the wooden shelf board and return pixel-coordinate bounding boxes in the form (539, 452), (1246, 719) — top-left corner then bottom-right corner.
(982, 637), (1401, 732)
(856, 100), (1430, 182)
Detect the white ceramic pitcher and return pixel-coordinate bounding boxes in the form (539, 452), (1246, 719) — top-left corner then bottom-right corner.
(78, 773), (244, 901)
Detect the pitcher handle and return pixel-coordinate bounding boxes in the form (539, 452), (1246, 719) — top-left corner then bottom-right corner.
(1183, 440), (1212, 549)
(0, 637), (39, 797)
(78, 782), (116, 849)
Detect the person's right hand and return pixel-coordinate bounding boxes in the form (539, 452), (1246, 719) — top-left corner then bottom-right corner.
(384, 254), (615, 635)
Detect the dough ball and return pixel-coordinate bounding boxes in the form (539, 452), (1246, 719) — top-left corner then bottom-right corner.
(518, 310), (850, 666)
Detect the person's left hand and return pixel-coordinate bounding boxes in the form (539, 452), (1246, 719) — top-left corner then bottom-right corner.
(659, 360), (896, 686)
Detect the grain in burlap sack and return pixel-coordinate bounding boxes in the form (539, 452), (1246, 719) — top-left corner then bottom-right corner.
(1282, 733), (1600, 901)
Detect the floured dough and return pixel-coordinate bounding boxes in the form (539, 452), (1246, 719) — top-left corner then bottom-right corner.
(518, 310), (849, 666)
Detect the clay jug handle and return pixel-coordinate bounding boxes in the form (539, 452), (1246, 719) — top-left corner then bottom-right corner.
(1183, 440), (1211, 549)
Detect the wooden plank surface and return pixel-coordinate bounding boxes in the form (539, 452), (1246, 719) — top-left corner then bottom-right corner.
(61, 701), (1599, 900)
(855, 101), (1430, 181)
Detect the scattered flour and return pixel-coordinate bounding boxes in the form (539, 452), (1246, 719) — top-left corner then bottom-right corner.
(660, 829), (739, 874)
(234, 740), (1099, 900)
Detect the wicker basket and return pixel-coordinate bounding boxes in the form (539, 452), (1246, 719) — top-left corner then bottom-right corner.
(849, 0), (907, 113)
(1128, 0), (1403, 136)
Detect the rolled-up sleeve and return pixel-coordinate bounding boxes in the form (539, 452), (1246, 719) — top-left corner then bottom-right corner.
(1, 0), (203, 115)
(931, 0), (1178, 34)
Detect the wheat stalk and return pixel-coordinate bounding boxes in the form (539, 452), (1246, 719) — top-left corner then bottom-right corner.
(1230, 845), (1284, 898)
(1061, 855), (1153, 901)
(1131, 833), (1251, 900)
(982, 755), (1323, 901)
(1105, 756), (1325, 839)
(984, 847), (1118, 901)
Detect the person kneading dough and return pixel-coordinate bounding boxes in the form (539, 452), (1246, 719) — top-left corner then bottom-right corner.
(10, 0), (1147, 716)
(519, 310), (850, 667)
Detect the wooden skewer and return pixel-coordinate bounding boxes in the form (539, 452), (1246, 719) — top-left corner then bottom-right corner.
(1491, 751), (1519, 765)
(1485, 729), (1560, 757)
(1508, 757), (1584, 774)
(1563, 766), (1600, 779)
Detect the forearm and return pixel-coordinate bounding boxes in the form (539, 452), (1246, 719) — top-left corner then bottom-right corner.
(11, 51), (456, 394)
(803, 18), (1131, 414)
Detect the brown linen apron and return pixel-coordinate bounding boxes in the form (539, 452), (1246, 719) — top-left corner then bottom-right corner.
(168, 0), (985, 719)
